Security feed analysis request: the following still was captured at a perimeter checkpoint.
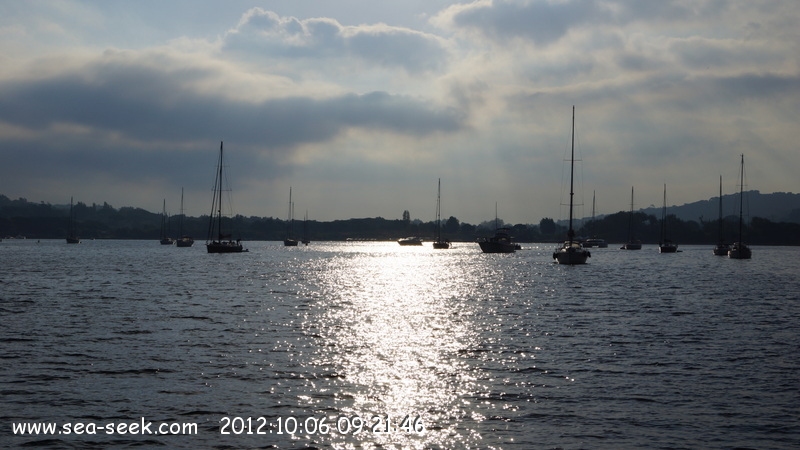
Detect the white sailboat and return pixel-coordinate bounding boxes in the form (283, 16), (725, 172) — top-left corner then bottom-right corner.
(553, 106), (590, 265)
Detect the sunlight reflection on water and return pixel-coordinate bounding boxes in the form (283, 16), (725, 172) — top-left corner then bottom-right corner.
(304, 242), (489, 448)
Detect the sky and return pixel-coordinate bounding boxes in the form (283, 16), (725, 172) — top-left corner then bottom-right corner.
(1, 0), (798, 225)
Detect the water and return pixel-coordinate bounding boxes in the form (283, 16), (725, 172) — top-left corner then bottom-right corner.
(1, 240), (799, 449)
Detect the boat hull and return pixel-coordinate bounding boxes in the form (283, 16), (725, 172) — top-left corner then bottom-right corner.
(621, 242), (641, 250)
(479, 241), (515, 253)
(206, 241), (245, 253)
(432, 240), (451, 249)
(160, 238), (174, 245)
(659, 244), (678, 253)
(554, 251), (590, 265)
(176, 237), (194, 247)
(712, 244), (729, 256)
(284, 239), (299, 247)
(66, 236), (80, 244)
(728, 243), (751, 259)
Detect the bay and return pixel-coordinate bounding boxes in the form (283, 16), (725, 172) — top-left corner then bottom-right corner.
(1, 240), (799, 449)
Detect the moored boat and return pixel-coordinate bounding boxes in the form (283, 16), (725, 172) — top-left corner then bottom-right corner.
(728, 154), (751, 259)
(432, 178), (450, 249)
(206, 141), (247, 253)
(553, 106), (590, 265)
(658, 184), (678, 253)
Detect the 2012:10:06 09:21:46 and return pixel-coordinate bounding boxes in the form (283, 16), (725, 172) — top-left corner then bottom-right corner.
(219, 415), (426, 435)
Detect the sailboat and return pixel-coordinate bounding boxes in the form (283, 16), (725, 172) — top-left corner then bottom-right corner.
(66, 196), (80, 244)
(432, 178), (450, 249)
(553, 106), (590, 264)
(478, 203), (516, 253)
(206, 141), (247, 253)
(728, 154), (752, 259)
(159, 199), (174, 245)
(176, 187), (194, 247)
(301, 210), (310, 245)
(620, 187), (642, 250)
(283, 187), (298, 246)
(658, 184), (678, 253)
(712, 176), (729, 255)
(583, 190), (607, 248)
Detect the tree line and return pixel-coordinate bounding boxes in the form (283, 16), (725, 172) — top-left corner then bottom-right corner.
(1, 195), (798, 245)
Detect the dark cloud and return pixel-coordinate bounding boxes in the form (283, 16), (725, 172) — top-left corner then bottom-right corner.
(223, 8), (448, 73)
(0, 57), (465, 150)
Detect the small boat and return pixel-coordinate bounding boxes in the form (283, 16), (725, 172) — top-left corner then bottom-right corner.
(159, 199), (174, 245)
(432, 178), (450, 249)
(398, 236), (423, 246)
(728, 154), (751, 259)
(477, 227), (516, 253)
(66, 196), (80, 244)
(583, 238), (607, 248)
(283, 187), (298, 246)
(206, 141), (247, 253)
(478, 203), (516, 253)
(658, 184), (678, 253)
(712, 176), (729, 255)
(301, 210), (310, 245)
(553, 106), (590, 264)
(176, 187), (194, 247)
(620, 187), (642, 250)
(583, 191), (607, 248)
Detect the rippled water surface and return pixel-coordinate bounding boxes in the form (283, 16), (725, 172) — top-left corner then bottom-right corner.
(2, 240), (799, 449)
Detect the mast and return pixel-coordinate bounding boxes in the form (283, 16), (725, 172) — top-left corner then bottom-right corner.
(738, 154), (744, 243)
(717, 176), (723, 242)
(217, 142), (224, 240)
(567, 105), (575, 245)
(179, 187), (185, 236)
(627, 187), (634, 241)
(436, 178), (442, 241)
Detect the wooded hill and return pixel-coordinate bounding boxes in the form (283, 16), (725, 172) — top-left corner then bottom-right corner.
(2, 194), (799, 245)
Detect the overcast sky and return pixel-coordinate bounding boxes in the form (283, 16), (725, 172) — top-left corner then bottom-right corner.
(1, 1), (798, 225)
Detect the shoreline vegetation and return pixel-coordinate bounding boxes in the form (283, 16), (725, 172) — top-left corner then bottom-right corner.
(2, 194), (799, 245)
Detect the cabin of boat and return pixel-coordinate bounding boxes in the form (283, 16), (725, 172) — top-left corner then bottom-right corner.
(583, 238), (607, 248)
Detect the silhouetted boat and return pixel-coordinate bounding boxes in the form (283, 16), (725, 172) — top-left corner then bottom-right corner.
(433, 178), (450, 249)
(66, 196), (80, 244)
(583, 191), (607, 248)
(712, 176), (729, 255)
(176, 187), (194, 247)
(728, 154), (751, 259)
(478, 203), (516, 253)
(206, 141), (246, 253)
(553, 106), (590, 264)
(283, 187), (298, 246)
(620, 187), (641, 250)
(398, 236), (423, 246)
(159, 199), (174, 245)
(658, 184), (678, 253)
(301, 210), (310, 245)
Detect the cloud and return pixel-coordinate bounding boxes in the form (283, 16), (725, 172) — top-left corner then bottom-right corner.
(0, 50), (465, 150)
(434, 0), (610, 46)
(222, 8), (449, 73)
